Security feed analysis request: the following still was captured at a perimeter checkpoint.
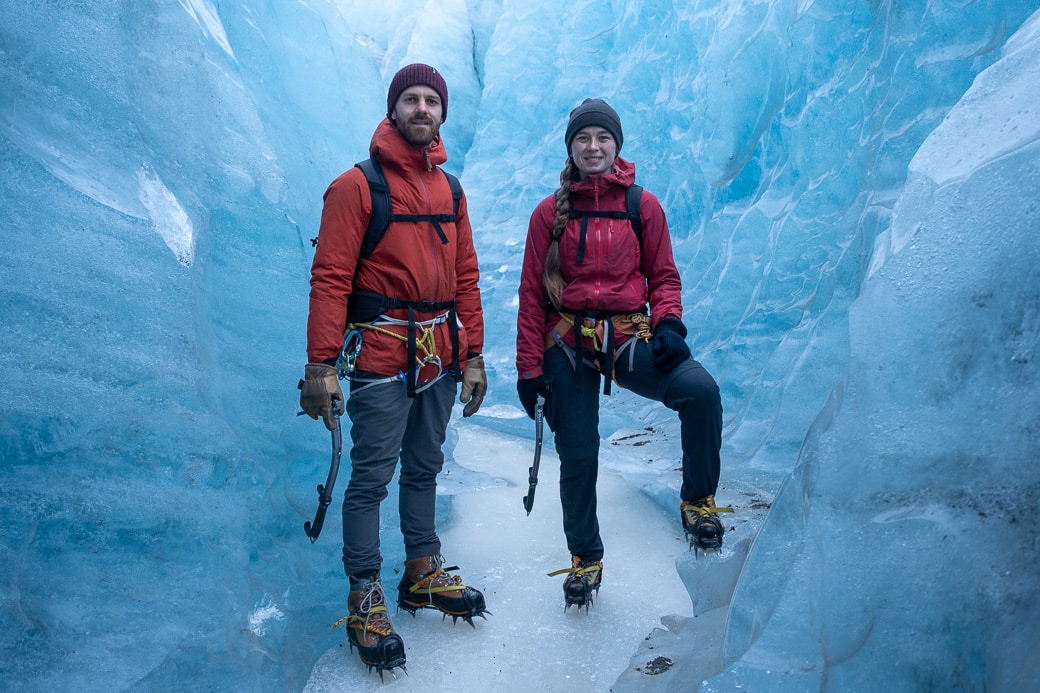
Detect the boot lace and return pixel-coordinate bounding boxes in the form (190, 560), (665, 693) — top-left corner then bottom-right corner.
(334, 578), (394, 637)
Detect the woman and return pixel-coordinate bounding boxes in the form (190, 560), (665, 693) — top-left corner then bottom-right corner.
(515, 98), (729, 610)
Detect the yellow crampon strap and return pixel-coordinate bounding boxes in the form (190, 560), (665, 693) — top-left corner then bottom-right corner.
(546, 562), (602, 578)
(681, 502), (735, 518)
(407, 568), (467, 595)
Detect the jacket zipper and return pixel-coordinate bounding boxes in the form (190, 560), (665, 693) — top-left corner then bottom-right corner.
(592, 186), (602, 305)
(417, 161), (442, 293)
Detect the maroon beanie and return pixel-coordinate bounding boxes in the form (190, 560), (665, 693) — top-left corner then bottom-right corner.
(386, 63), (449, 122)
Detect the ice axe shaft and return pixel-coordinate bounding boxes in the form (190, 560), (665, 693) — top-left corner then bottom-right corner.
(304, 399), (344, 543)
(523, 393), (545, 515)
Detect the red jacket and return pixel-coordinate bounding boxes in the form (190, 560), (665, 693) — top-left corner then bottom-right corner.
(307, 119), (483, 378)
(515, 156), (682, 379)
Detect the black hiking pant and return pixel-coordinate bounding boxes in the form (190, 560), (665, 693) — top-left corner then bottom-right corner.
(543, 338), (722, 562)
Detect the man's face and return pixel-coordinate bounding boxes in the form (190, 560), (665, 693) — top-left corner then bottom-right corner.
(391, 85), (443, 146)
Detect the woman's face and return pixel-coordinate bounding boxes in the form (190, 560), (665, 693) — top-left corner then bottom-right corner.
(569, 126), (617, 177)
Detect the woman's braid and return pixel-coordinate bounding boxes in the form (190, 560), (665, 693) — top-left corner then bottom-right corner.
(543, 158), (576, 309)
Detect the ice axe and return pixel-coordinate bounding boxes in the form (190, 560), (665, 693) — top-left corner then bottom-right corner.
(304, 398), (344, 542)
(523, 379), (550, 515)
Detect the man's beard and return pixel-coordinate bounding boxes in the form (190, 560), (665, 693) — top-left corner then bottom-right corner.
(398, 116), (439, 146)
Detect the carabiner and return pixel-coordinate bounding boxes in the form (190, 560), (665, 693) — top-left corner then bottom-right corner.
(337, 329), (363, 379)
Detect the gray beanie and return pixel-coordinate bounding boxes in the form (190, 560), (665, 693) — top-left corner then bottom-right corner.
(564, 98), (623, 152)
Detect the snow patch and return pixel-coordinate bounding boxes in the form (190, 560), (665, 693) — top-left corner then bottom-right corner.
(137, 166), (194, 267)
(177, 0), (235, 59)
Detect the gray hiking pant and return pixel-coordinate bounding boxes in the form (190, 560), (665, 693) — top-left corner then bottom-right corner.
(341, 374), (455, 579)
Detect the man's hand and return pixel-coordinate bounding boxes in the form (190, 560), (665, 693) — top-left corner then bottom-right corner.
(298, 363), (343, 430)
(459, 355), (487, 417)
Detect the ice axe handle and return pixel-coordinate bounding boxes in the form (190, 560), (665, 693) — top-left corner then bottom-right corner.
(304, 398), (344, 543)
(523, 393), (546, 515)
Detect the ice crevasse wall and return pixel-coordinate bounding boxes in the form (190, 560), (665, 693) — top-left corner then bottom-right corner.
(0, 0), (1039, 691)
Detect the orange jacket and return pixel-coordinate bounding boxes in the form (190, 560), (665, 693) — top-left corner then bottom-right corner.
(307, 119), (483, 380)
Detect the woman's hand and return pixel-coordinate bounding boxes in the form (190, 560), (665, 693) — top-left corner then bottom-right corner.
(651, 317), (691, 373)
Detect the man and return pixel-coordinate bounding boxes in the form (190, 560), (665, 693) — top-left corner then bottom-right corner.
(299, 63), (488, 676)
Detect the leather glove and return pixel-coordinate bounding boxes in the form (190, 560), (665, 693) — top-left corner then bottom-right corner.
(298, 363), (344, 431)
(651, 317), (691, 373)
(459, 355), (487, 418)
(517, 375), (552, 420)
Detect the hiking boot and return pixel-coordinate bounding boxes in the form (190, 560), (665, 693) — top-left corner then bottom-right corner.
(681, 495), (734, 556)
(397, 555), (489, 626)
(548, 556), (603, 611)
(334, 576), (406, 679)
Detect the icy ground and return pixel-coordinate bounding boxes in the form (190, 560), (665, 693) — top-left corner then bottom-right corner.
(303, 424), (757, 691)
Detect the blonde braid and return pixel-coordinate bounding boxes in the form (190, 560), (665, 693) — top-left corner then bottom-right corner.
(543, 158), (576, 309)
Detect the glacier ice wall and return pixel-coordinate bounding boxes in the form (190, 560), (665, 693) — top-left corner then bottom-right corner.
(709, 12), (1040, 689)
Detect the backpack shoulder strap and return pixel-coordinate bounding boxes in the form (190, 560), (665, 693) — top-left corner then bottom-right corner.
(442, 169), (462, 219)
(356, 160), (462, 258)
(563, 184), (645, 261)
(625, 184), (643, 239)
(354, 158), (391, 260)
(566, 184), (643, 229)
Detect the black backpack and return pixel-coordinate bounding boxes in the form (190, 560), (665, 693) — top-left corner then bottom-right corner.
(564, 184), (643, 262)
(309, 157), (462, 259)
(355, 157), (462, 260)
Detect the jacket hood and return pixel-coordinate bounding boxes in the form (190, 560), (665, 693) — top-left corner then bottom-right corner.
(369, 117), (448, 171)
(570, 155), (636, 196)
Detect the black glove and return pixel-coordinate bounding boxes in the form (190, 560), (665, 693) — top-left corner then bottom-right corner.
(651, 317), (691, 373)
(517, 375), (552, 420)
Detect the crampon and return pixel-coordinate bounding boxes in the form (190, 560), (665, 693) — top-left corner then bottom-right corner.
(548, 556), (603, 612)
(681, 496), (734, 557)
(334, 576), (407, 680)
(397, 555), (490, 627)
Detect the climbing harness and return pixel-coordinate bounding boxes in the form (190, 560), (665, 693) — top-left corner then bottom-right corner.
(546, 310), (654, 394)
(336, 308), (456, 396)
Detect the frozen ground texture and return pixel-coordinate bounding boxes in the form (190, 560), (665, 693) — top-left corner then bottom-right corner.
(1, 0), (1038, 691)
